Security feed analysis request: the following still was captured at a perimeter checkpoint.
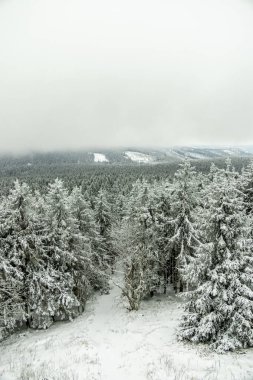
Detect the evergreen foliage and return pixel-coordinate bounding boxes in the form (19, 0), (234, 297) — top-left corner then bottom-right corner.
(1, 157), (253, 353)
(0, 180), (111, 339)
(178, 161), (253, 352)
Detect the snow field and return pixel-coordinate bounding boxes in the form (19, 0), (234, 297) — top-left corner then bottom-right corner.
(93, 153), (109, 163)
(0, 271), (253, 380)
(125, 151), (153, 163)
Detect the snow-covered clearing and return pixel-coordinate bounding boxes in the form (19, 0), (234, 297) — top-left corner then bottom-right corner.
(1, 270), (253, 380)
(223, 150), (234, 155)
(93, 153), (109, 163)
(188, 153), (206, 159)
(125, 151), (153, 163)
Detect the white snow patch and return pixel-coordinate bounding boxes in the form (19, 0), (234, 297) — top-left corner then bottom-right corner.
(125, 151), (153, 163)
(223, 150), (233, 155)
(93, 153), (109, 163)
(1, 269), (253, 380)
(188, 153), (206, 159)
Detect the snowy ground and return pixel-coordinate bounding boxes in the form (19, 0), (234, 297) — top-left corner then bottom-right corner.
(125, 151), (153, 163)
(93, 153), (109, 163)
(1, 270), (253, 380)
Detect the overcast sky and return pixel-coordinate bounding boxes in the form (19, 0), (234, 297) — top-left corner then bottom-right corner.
(0, 0), (253, 152)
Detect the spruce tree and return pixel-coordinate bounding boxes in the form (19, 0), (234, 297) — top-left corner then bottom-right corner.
(241, 159), (253, 215)
(0, 181), (32, 334)
(150, 181), (175, 294)
(43, 179), (91, 321)
(179, 162), (253, 352)
(69, 186), (109, 291)
(94, 189), (114, 267)
(115, 180), (159, 309)
(169, 159), (200, 292)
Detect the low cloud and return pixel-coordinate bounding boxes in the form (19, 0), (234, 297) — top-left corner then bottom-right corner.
(0, 0), (253, 152)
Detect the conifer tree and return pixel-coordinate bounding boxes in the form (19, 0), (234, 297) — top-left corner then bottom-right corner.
(43, 179), (91, 321)
(94, 189), (114, 267)
(0, 181), (32, 334)
(69, 186), (109, 291)
(169, 159), (200, 292)
(150, 181), (175, 294)
(179, 162), (253, 352)
(122, 246), (152, 311)
(115, 180), (159, 309)
(241, 159), (253, 215)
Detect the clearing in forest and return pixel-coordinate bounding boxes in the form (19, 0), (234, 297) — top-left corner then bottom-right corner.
(0, 270), (253, 380)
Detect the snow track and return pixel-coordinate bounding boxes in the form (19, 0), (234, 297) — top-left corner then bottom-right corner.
(82, 273), (179, 380)
(1, 271), (253, 379)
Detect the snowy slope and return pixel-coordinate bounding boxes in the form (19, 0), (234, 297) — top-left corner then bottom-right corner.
(0, 147), (251, 170)
(163, 146), (252, 160)
(1, 269), (253, 380)
(94, 153), (109, 163)
(125, 151), (153, 163)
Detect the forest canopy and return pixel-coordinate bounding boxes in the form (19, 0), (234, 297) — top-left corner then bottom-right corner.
(1, 157), (253, 353)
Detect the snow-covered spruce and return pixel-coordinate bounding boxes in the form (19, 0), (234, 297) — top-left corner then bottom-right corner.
(2, 158), (253, 355)
(113, 163), (201, 310)
(112, 180), (160, 310)
(178, 161), (253, 352)
(94, 188), (115, 268)
(0, 180), (111, 339)
(241, 159), (253, 216)
(168, 159), (200, 292)
(0, 181), (33, 336)
(69, 186), (109, 291)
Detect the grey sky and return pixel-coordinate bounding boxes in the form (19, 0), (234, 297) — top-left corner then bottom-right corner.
(0, 0), (253, 152)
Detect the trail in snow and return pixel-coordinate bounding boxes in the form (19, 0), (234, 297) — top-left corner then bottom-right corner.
(83, 271), (179, 380)
(1, 270), (253, 380)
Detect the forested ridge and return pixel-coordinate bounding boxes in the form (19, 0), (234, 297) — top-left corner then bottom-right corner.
(1, 158), (253, 353)
(0, 153), (251, 196)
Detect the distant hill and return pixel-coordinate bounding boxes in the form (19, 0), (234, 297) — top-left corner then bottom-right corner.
(0, 146), (252, 168)
(0, 146), (252, 197)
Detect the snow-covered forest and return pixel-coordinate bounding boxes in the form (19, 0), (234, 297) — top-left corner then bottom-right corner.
(1, 0), (253, 376)
(1, 158), (253, 379)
